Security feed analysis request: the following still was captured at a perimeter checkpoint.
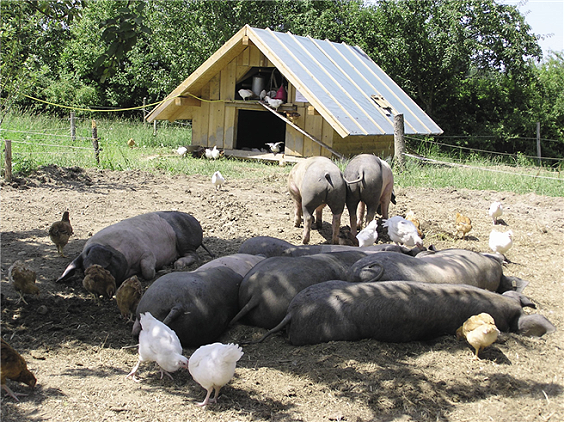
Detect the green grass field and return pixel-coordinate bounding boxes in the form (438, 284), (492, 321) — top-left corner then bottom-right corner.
(1, 111), (562, 196)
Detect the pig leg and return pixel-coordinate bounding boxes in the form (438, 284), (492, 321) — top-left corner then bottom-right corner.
(314, 204), (325, 229)
(293, 199), (303, 227)
(302, 208), (314, 244)
(174, 252), (199, 269)
(139, 253), (157, 280)
(331, 212), (343, 244)
(356, 202), (366, 230)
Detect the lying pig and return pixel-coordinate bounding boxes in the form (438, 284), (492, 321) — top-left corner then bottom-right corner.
(288, 156), (347, 244)
(230, 250), (370, 329)
(348, 248), (528, 293)
(344, 155), (394, 234)
(237, 235), (424, 258)
(133, 254), (264, 347)
(258, 280), (556, 346)
(56, 211), (213, 285)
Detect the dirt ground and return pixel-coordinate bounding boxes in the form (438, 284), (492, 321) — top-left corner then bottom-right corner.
(1, 164), (563, 422)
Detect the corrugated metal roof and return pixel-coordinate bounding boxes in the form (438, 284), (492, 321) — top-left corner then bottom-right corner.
(248, 27), (442, 136)
(147, 25), (443, 136)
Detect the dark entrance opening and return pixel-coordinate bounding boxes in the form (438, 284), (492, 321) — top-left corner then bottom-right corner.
(236, 109), (286, 151)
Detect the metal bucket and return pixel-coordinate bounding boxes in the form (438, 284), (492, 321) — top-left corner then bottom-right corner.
(252, 75), (267, 97)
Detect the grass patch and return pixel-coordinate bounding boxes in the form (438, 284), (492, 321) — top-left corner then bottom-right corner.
(1, 110), (563, 196)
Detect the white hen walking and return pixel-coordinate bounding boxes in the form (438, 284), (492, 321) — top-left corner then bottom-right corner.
(211, 171), (225, 190)
(489, 229), (513, 257)
(383, 216), (423, 248)
(126, 312), (188, 382)
(356, 219), (378, 247)
(489, 201), (503, 225)
(189, 342), (244, 406)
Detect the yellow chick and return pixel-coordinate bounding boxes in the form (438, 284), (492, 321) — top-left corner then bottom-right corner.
(405, 210), (423, 238)
(455, 212), (472, 240)
(456, 313), (500, 359)
(7, 261), (39, 304)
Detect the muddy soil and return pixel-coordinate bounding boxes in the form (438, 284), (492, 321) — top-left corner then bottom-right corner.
(1, 165), (563, 421)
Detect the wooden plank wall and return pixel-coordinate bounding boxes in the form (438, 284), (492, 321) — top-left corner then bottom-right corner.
(189, 43), (394, 157)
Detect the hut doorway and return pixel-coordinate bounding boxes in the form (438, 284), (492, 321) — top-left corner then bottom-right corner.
(236, 109), (286, 151)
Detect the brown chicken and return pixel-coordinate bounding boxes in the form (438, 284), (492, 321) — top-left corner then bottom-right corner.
(455, 212), (472, 240)
(456, 313), (500, 360)
(116, 275), (143, 321)
(49, 211), (73, 257)
(338, 226), (359, 246)
(405, 210), (423, 238)
(82, 265), (116, 303)
(8, 260), (39, 304)
(1, 339), (37, 401)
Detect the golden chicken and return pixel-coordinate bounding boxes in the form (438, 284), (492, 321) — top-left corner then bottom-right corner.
(1, 339), (37, 401)
(116, 275), (143, 321)
(456, 313), (500, 360)
(8, 260), (39, 304)
(127, 138), (135, 148)
(405, 210), (423, 238)
(82, 264), (116, 303)
(49, 211), (73, 257)
(455, 212), (472, 240)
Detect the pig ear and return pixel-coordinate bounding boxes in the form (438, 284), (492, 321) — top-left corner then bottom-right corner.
(350, 262), (384, 283)
(56, 255), (83, 283)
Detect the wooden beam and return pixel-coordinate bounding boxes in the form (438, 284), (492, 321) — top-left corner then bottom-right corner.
(307, 106), (319, 116)
(174, 96), (201, 107)
(259, 102), (344, 159)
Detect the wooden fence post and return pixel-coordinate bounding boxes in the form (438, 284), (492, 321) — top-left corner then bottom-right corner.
(92, 119), (100, 164)
(153, 120), (157, 136)
(4, 139), (12, 182)
(536, 122), (542, 165)
(394, 113), (405, 171)
(143, 97), (147, 127)
(70, 111), (76, 141)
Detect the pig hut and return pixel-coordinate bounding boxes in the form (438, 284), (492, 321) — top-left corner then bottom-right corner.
(146, 25), (443, 159)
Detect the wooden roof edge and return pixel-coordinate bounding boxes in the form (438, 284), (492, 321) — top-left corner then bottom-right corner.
(147, 25), (251, 122)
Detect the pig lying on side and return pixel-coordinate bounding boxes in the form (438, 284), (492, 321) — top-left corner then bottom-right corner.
(288, 156), (347, 244)
(238, 235), (424, 258)
(229, 251), (370, 329)
(348, 248), (528, 293)
(258, 280), (556, 346)
(132, 254), (264, 347)
(57, 211), (213, 285)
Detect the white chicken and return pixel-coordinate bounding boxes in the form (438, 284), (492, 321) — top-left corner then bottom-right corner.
(126, 312), (188, 382)
(489, 201), (503, 225)
(259, 89), (267, 100)
(356, 219), (378, 247)
(264, 95), (284, 111)
(238, 89), (253, 101)
(383, 216), (423, 248)
(211, 171), (225, 190)
(489, 229), (513, 258)
(189, 342), (244, 406)
(177, 146), (188, 157)
(265, 141), (284, 154)
(204, 145), (220, 160)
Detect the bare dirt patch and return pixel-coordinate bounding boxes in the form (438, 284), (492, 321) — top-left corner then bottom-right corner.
(1, 165), (563, 421)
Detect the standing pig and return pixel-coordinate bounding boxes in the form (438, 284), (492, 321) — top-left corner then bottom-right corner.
(288, 156), (347, 244)
(344, 155), (394, 235)
(257, 280), (556, 346)
(56, 211), (213, 285)
(133, 254), (264, 347)
(229, 250), (370, 329)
